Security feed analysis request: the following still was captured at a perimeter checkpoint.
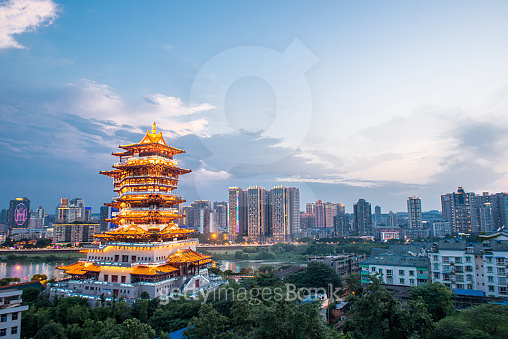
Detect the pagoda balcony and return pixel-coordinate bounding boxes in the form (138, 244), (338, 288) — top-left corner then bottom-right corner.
(119, 183), (177, 190)
(91, 238), (197, 249)
(113, 155), (178, 167)
(115, 174), (179, 182)
(116, 191), (178, 200)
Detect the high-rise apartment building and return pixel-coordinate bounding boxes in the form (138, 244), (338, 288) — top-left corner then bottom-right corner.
(247, 187), (268, 242)
(333, 210), (349, 237)
(314, 200), (325, 228)
(353, 198), (372, 236)
(228, 187), (248, 239)
(7, 198), (31, 234)
(55, 198), (88, 223)
(441, 187), (474, 234)
(407, 196), (423, 228)
(191, 200), (212, 234)
(213, 201), (228, 233)
(374, 205), (381, 225)
(269, 186), (300, 242)
(324, 202), (338, 228)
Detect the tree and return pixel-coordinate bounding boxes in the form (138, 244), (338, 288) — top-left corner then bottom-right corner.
(117, 318), (156, 339)
(184, 303), (231, 338)
(343, 276), (408, 338)
(406, 297), (435, 339)
(34, 321), (66, 339)
(140, 291), (150, 300)
(31, 274), (48, 281)
(345, 273), (362, 295)
(461, 303), (508, 336)
(284, 261), (341, 290)
(22, 287), (41, 304)
(433, 317), (469, 339)
(409, 282), (453, 321)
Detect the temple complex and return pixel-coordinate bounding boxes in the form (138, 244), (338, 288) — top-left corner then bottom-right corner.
(51, 123), (214, 301)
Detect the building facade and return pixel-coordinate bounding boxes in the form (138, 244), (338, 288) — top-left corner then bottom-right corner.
(0, 289), (29, 339)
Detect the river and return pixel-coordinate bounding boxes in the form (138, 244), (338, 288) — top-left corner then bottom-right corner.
(0, 259), (303, 281)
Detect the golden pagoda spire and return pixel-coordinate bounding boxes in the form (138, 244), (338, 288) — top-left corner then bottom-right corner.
(152, 121), (156, 135)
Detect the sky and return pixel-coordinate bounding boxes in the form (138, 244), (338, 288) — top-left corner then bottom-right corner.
(2, 0), (508, 214)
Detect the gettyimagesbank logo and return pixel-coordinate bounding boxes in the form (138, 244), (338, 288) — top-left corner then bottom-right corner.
(159, 283), (340, 306)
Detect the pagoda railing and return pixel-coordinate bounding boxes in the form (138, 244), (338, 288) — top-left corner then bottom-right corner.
(114, 155), (178, 167)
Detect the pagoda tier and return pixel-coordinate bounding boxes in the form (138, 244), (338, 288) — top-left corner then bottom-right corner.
(98, 122), (192, 234)
(93, 224), (194, 242)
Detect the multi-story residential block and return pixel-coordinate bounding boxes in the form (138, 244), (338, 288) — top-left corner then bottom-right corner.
(0, 289), (29, 339)
(308, 253), (366, 278)
(372, 228), (402, 241)
(431, 221), (452, 238)
(360, 254), (430, 287)
(429, 238), (508, 297)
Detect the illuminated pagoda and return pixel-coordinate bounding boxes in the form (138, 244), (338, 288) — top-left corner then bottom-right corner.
(52, 123), (213, 301)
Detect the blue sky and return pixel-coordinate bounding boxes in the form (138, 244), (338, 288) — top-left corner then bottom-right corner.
(2, 0), (508, 214)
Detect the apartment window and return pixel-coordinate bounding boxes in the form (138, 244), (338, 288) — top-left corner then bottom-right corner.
(465, 266), (473, 272)
(499, 286), (507, 295)
(443, 274), (451, 281)
(455, 257), (462, 263)
(444, 283), (451, 288)
(11, 313), (18, 321)
(122, 255), (129, 263)
(0, 328), (5, 337)
(497, 267), (506, 275)
(456, 284), (464, 289)
(379, 269), (383, 274)
(10, 327), (17, 335)
(409, 279), (415, 285)
(0, 315), (6, 323)
(433, 255), (438, 261)
(409, 271), (415, 276)
(466, 256), (472, 262)
(399, 270), (404, 275)
(488, 285), (495, 292)
(499, 277), (507, 286)
(400, 278), (405, 284)
(485, 257), (492, 263)
(114, 255), (119, 262)
(121, 276), (126, 283)
(467, 275), (473, 282)
(111, 275), (118, 283)
(488, 276), (494, 282)
(434, 272), (440, 279)
(371, 267), (376, 272)
(497, 258), (505, 265)
(104, 275), (109, 282)
(442, 256), (449, 263)
(386, 278), (393, 284)
(387, 270), (393, 276)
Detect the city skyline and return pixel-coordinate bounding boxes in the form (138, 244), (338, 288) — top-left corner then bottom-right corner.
(3, 1), (508, 212)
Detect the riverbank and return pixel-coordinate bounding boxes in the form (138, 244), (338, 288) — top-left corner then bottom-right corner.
(0, 252), (85, 262)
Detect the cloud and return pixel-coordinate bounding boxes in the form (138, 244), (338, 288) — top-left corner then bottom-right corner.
(0, 0), (58, 49)
(52, 79), (214, 138)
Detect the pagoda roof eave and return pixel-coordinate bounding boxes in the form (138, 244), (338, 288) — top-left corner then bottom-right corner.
(116, 143), (185, 154)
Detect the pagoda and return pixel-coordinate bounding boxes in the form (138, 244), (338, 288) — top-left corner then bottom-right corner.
(52, 123), (212, 301)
